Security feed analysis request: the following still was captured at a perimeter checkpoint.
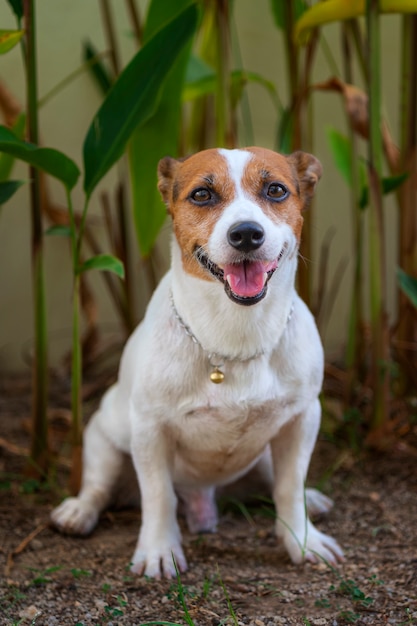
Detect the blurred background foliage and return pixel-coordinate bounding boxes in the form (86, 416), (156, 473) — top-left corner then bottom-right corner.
(0, 0), (416, 479)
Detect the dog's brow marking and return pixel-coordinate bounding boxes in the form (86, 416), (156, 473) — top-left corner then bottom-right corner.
(173, 180), (180, 202)
(218, 148), (252, 197)
(202, 175), (215, 186)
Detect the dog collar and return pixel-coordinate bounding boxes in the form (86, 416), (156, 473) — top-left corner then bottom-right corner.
(170, 292), (294, 384)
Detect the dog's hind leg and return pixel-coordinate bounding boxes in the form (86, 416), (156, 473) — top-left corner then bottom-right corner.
(51, 411), (124, 535)
(177, 486), (218, 534)
(305, 488), (333, 516)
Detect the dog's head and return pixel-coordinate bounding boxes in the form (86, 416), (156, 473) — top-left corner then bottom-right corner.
(158, 147), (321, 306)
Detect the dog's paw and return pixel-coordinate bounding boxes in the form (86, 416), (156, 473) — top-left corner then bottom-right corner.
(130, 542), (187, 579)
(305, 488), (334, 517)
(50, 498), (99, 535)
(281, 521), (344, 566)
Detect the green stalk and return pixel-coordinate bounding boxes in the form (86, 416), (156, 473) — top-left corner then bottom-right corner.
(125, 0), (142, 45)
(186, 0), (232, 151)
(395, 15), (417, 388)
(283, 2), (300, 148)
(100, 0), (121, 75)
(68, 190), (85, 494)
(24, 0), (49, 474)
(366, 0), (390, 436)
(300, 31), (319, 313)
(70, 271), (83, 494)
(98, 2), (136, 332)
(342, 22), (364, 404)
(214, 0), (231, 147)
(281, 3), (313, 306)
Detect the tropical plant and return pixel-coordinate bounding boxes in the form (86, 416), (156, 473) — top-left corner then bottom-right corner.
(291, 0), (417, 443)
(1, 0), (416, 476)
(0, 0), (198, 485)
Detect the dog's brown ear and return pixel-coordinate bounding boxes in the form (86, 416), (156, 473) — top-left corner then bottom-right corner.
(157, 156), (180, 210)
(288, 151), (322, 210)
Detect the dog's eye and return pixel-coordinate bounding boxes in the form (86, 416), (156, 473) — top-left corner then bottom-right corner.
(267, 183), (288, 201)
(191, 188), (212, 203)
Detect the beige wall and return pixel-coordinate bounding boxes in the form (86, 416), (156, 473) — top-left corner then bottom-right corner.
(0, 1), (400, 370)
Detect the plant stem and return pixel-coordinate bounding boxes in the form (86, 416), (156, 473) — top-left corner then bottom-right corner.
(38, 50), (110, 108)
(24, 0), (49, 474)
(214, 0), (232, 147)
(282, 3), (314, 307)
(395, 14), (417, 388)
(67, 189), (83, 494)
(283, 2), (300, 148)
(100, 0), (121, 75)
(69, 271), (83, 494)
(342, 22), (364, 405)
(125, 0), (142, 45)
(71, 274), (82, 448)
(366, 0), (390, 436)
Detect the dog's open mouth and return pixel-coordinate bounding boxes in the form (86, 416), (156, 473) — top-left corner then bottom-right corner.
(195, 247), (284, 306)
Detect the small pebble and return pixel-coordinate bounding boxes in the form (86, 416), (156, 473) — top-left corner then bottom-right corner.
(19, 605), (41, 620)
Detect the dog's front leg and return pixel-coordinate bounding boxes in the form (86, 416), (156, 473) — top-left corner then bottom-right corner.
(271, 399), (343, 565)
(129, 412), (186, 579)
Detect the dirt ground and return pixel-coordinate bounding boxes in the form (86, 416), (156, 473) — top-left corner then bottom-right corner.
(1, 372), (417, 626)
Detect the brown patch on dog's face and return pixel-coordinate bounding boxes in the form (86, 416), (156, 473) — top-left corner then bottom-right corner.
(158, 149), (236, 281)
(240, 147), (306, 242)
(157, 147), (322, 281)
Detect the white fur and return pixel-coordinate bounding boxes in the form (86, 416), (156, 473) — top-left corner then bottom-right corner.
(51, 148), (343, 578)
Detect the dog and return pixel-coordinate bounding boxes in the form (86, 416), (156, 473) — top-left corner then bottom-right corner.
(51, 147), (344, 578)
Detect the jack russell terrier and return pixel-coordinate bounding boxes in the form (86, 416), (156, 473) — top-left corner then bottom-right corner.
(51, 147), (344, 578)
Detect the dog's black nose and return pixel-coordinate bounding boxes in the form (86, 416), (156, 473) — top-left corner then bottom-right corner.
(227, 221), (265, 252)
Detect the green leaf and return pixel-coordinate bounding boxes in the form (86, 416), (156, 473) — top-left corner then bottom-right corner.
(230, 70), (279, 111)
(128, 0), (197, 257)
(0, 179), (24, 204)
(183, 54), (216, 100)
(6, 0), (23, 20)
(382, 172), (408, 194)
(0, 125), (80, 190)
(326, 127), (370, 209)
(185, 54), (215, 84)
(397, 268), (417, 308)
(45, 225), (72, 237)
(295, 0), (417, 45)
(360, 169), (408, 209)
(358, 166), (369, 210)
(78, 254), (125, 278)
(83, 40), (113, 95)
(326, 127), (352, 186)
(184, 66), (279, 110)
(0, 113), (26, 182)
(0, 29), (24, 55)
(269, 0), (307, 31)
(277, 107), (293, 153)
(83, 3), (199, 198)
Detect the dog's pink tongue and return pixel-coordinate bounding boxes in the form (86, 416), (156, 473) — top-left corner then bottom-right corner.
(224, 260), (276, 297)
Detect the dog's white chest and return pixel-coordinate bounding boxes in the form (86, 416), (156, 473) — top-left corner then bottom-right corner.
(171, 388), (294, 486)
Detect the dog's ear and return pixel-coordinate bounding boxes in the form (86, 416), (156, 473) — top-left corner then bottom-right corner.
(288, 151), (322, 210)
(157, 156), (181, 210)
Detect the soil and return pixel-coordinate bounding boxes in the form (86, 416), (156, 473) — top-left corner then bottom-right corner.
(1, 372), (417, 626)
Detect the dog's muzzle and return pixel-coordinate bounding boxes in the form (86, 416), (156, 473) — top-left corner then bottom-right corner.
(195, 245), (284, 306)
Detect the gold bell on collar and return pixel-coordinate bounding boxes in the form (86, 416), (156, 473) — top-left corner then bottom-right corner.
(210, 367), (225, 384)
